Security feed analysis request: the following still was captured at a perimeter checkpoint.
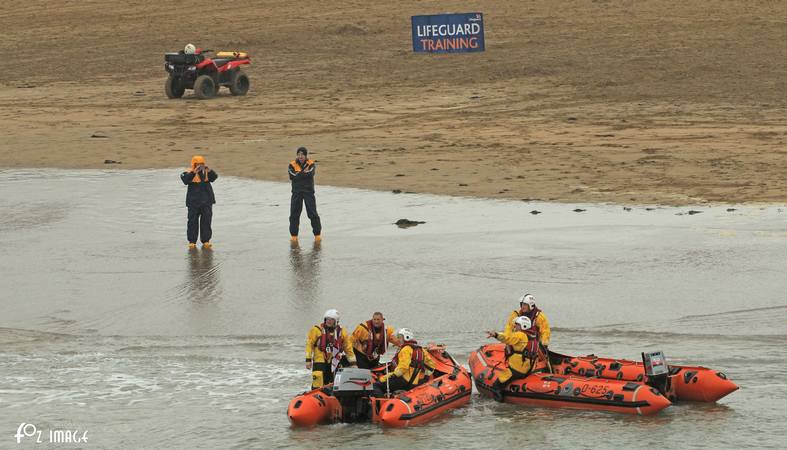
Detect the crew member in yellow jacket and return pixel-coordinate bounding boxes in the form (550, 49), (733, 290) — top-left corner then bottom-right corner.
(379, 328), (436, 392)
(504, 293), (551, 346)
(305, 309), (356, 389)
(486, 316), (538, 400)
(351, 312), (401, 369)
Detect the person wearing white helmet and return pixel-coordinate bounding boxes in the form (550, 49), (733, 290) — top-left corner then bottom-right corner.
(184, 43), (196, 55)
(305, 309), (356, 389)
(350, 312), (401, 369)
(504, 292), (551, 348)
(378, 328), (436, 392)
(485, 315), (539, 400)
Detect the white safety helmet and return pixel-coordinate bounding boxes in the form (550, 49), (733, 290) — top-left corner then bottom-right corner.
(519, 293), (536, 308)
(184, 43), (196, 55)
(514, 316), (532, 330)
(397, 328), (415, 342)
(323, 309), (340, 323)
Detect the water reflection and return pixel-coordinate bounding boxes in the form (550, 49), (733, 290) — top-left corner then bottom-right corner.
(671, 402), (735, 423)
(288, 241), (323, 308)
(185, 248), (222, 303)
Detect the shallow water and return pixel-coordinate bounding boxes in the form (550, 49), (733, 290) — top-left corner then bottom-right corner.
(1, 169), (785, 449)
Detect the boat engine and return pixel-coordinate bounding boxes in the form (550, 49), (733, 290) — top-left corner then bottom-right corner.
(332, 368), (375, 422)
(642, 350), (671, 397)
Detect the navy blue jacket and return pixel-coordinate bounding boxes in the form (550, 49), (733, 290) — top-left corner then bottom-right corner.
(288, 159), (316, 193)
(181, 169), (218, 206)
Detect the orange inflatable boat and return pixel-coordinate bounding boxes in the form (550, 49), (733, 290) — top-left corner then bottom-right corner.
(469, 344), (672, 415)
(288, 346), (472, 427)
(548, 350), (738, 402)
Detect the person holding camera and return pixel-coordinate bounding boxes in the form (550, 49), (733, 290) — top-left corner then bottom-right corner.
(181, 155), (218, 249)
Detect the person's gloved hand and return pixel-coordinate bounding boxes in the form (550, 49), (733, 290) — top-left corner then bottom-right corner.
(379, 373), (389, 382)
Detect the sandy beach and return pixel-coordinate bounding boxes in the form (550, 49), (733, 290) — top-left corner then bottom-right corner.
(1, 0), (785, 205)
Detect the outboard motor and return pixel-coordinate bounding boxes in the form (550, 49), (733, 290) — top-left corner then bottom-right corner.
(642, 350), (671, 397)
(332, 368), (375, 422)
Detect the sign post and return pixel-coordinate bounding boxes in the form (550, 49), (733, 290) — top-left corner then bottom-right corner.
(411, 13), (485, 53)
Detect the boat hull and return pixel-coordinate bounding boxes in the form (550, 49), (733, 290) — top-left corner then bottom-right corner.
(470, 344), (671, 415)
(287, 346), (472, 427)
(548, 349), (738, 402)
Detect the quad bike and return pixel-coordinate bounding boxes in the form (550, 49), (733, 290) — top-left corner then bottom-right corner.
(164, 48), (251, 99)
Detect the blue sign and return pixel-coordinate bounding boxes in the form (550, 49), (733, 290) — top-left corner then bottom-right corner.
(412, 12), (485, 53)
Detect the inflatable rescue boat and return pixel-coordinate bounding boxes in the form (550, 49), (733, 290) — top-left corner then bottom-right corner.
(470, 344), (672, 415)
(548, 350), (738, 402)
(288, 346), (472, 427)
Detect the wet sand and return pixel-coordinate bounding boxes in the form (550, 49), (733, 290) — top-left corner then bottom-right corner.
(1, 1), (786, 205)
(1, 169), (785, 448)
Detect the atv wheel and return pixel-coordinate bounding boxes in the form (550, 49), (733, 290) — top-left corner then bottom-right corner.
(165, 75), (185, 99)
(229, 71), (250, 96)
(194, 75), (216, 99)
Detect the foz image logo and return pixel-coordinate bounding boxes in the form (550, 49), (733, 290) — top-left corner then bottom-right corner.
(14, 423), (88, 445)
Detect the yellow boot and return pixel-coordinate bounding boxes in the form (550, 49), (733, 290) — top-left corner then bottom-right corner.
(188, 243), (197, 249)
(290, 235), (298, 243)
(314, 235), (321, 242)
(202, 242), (213, 249)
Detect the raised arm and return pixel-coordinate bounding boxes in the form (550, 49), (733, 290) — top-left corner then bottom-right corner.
(494, 330), (527, 347)
(181, 171), (195, 185)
